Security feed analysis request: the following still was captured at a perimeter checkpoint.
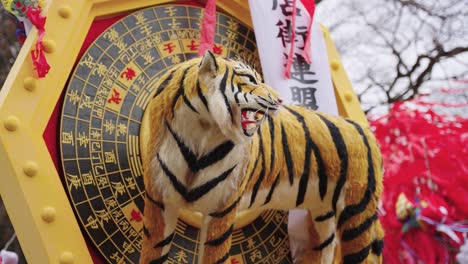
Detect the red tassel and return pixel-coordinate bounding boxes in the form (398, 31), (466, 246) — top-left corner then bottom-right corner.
(284, 0), (298, 78)
(198, 0), (217, 57)
(25, 5), (50, 78)
(300, 0), (315, 64)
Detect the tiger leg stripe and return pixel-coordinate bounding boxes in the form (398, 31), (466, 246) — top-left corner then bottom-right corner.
(314, 211), (335, 222)
(312, 233), (335, 251)
(249, 130), (265, 208)
(153, 232), (174, 248)
(343, 243), (372, 264)
(338, 120), (376, 228)
(205, 225), (234, 246)
(148, 253), (169, 264)
(145, 192), (165, 211)
(209, 196), (242, 218)
(341, 213), (378, 241)
(317, 114), (349, 212)
(263, 173), (280, 205)
(371, 239), (384, 256)
(214, 252), (230, 264)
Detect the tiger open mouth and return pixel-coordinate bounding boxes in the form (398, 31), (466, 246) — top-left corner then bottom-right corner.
(241, 108), (266, 136)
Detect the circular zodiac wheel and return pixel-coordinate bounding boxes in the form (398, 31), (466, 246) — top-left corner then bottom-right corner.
(60, 5), (293, 263)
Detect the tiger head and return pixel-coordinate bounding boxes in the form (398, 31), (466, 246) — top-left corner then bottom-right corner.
(197, 51), (282, 143)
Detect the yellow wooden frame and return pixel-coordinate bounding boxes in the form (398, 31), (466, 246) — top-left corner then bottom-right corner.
(0, 0), (365, 263)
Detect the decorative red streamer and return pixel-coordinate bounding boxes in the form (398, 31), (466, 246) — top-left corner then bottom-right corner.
(300, 0), (315, 64)
(25, 5), (50, 78)
(370, 92), (468, 264)
(198, 0), (217, 57)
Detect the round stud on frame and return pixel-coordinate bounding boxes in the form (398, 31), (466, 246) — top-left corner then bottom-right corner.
(41, 206), (56, 223)
(57, 6), (72, 19)
(59, 251), (74, 264)
(23, 77), (36, 91)
(4, 116), (19, 131)
(23, 161), (39, 177)
(331, 60), (340, 71)
(42, 39), (56, 53)
(344, 91), (353, 102)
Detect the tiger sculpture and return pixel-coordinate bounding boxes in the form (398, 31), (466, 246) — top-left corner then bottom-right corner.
(140, 50), (384, 264)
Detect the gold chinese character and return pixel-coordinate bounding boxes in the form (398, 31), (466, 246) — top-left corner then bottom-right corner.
(169, 18), (181, 29)
(103, 120), (115, 135)
(174, 250), (188, 263)
(119, 219), (130, 231)
(123, 241), (135, 253)
(142, 51), (154, 66)
(62, 131), (74, 145)
(227, 19), (239, 31)
(165, 6), (177, 16)
(125, 177), (136, 190)
(95, 210), (110, 224)
(85, 216), (99, 229)
(112, 181), (125, 197)
(90, 130), (101, 140)
(105, 150), (117, 164)
(169, 55), (181, 64)
(134, 12), (147, 25)
(247, 238), (256, 250)
(76, 132), (89, 147)
(140, 24), (153, 36)
(82, 172), (94, 186)
(79, 94), (93, 109)
(98, 177), (109, 188)
(91, 63), (107, 77)
(115, 38), (127, 52)
(67, 173), (81, 190)
(91, 142), (101, 152)
(112, 209), (123, 219)
(249, 249), (262, 262)
(79, 54), (95, 68)
(226, 30), (238, 41)
(103, 28), (119, 42)
(117, 123), (128, 137)
(269, 235), (281, 247)
(67, 90), (80, 105)
(110, 252), (125, 264)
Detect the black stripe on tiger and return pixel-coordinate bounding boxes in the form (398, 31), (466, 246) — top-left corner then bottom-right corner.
(371, 239), (384, 256)
(153, 68), (176, 98)
(219, 69), (234, 124)
(342, 213), (378, 241)
(182, 92), (199, 114)
(249, 129), (266, 208)
(205, 225), (234, 246)
(264, 173), (280, 205)
(171, 66), (191, 116)
(343, 243), (372, 264)
(317, 114), (349, 212)
(166, 122), (235, 172)
(285, 106), (328, 205)
(209, 196), (241, 218)
(281, 124), (294, 185)
(149, 253), (169, 264)
(267, 116), (276, 173)
(214, 252), (230, 264)
(338, 120), (376, 228)
(157, 154), (237, 202)
(313, 233), (335, 250)
(143, 225), (150, 238)
(154, 232), (174, 248)
(315, 211), (335, 222)
(145, 192), (165, 211)
(196, 79), (210, 112)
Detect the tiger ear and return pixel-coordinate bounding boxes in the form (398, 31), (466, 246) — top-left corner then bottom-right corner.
(199, 50), (218, 77)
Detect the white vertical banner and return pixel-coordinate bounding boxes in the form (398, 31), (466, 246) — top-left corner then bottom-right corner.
(249, 0), (339, 261)
(249, 0), (338, 115)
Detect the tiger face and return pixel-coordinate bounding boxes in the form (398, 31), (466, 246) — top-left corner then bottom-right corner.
(198, 51), (282, 143)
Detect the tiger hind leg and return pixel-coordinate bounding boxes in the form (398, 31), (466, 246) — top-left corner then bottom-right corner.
(306, 210), (338, 264)
(140, 193), (179, 264)
(198, 198), (239, 264)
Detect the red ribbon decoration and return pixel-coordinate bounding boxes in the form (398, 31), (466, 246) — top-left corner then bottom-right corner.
(25, 5), (50, 78)
(198, 0), (217, 57)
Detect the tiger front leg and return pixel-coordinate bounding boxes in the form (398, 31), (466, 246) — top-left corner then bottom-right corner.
(198, 199), (239, 264)
(139, 192), (179, 264)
